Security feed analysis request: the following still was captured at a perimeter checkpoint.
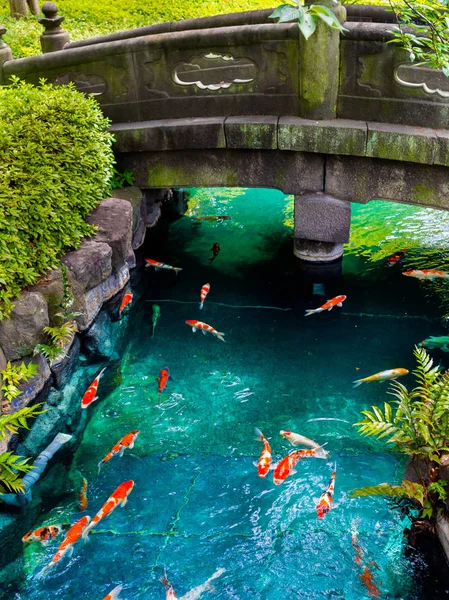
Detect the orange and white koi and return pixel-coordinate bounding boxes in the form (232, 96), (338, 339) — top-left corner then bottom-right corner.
(316, 466), (336, 519)
(403, 269), (449, 281)
(280, 430), (329, 458)
(161, 572), (178, 600)
(145, 258), (182, 274)
(119, 291), (133, 314)
(98, 430), (140, 473)
(81, 367), (107, 409)
(255, 428), (272, 478)
(39, 516), (91, 574)
(199, 283), (210, 310)
(79, 477), (88, 511)
(185, 320), (225, 342)
(103, 584), (123, 600)
(192, 216), (230, 222)
(352, 530), (381, 598)
(385, 250), (406, 267)
(353, 368), (408, 388)
(81, 480), (134, 540)
(22, 524), (70, 545)
(273, 448), (326, 485)
(305, 295), (347, 317)
(157, 367), (172, 394)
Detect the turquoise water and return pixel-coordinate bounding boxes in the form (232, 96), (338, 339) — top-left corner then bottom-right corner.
(7, 189), (449, 599)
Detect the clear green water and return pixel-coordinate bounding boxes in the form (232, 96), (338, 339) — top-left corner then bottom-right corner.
(8, 189), (449, 599)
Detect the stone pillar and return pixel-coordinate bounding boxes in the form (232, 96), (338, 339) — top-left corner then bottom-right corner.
(0, 27), (13, 85)
(294, 193), (350, 262)
(38, 2), (69, 53)
(298, 0), (346, 120)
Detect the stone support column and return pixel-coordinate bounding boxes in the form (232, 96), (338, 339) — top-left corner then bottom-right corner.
(0, 27), (13, 85)
(298, 0), (346, 119)
(38, 2), (69, 53)
(294, 193), (351, 262)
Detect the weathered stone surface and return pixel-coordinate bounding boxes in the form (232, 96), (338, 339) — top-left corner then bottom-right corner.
(366, 122), (436, 165)
(294, 239), (344, 262)
(279, 117), (367, 156)
(294, 194), (351, 243)
(28, 268), (64, 326)
(224, 116), (278, 149)
(0, 292), (49, 361)
(82, 311), (119, 360)
(87, 198), (134, 271)
(146, 203), (162, 228)
(62, 241), (112, 292)
(434, 129), (449, 167)
(50, 333), (81, 389)
(110, 186), (143, 234)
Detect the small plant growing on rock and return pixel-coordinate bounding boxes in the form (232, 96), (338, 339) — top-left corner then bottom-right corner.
(108, 167), (135, 189)
(0, 361), (39, 408)
(351, 347), (449, 522)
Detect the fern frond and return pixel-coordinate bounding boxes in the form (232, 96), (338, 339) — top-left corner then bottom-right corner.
(0, 403), (45, 440)
(349, 480), (425, 505)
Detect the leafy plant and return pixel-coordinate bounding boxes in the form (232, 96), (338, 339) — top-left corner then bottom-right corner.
(0, 76), (114, 319)
(34, 321), (78, 362)
(108, 167), (135, 189)
(351, 347), (449, 520)
(269, 0), (346, 40)
(388, 0), (449, 76)
(0, 361), (39, 404)
(0, 403), (45, 494)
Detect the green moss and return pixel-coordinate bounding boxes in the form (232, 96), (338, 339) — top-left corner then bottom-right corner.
(412, 183), (437, 206)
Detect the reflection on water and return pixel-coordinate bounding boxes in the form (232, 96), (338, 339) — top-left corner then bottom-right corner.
(3, 188), (449, 599)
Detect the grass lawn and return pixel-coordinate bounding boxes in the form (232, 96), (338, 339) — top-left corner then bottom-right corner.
(0, 0), (387, 59)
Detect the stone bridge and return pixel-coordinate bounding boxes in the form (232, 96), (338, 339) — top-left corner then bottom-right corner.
(1, 3), (449, 260)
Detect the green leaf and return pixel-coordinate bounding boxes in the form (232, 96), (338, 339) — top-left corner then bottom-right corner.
(269, 4), (299, 22)
(309, 5), (347, 31)
(298, 11), (317, 40)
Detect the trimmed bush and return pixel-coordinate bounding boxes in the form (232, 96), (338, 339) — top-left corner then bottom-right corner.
(0, 77), (115, 319)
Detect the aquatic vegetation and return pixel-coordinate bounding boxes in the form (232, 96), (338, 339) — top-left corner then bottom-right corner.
(0, 361), (38, 404)
(352, 347), (449, 520)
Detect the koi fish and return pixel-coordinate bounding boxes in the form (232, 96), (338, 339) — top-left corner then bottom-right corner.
(385, 250), (406, 267)
(255, 428), (272, 478)
(180, 568), (225, 600)
(152, 304), (161, 338)
(161, 572), (178, 600)
(305, 295), (347, 317)
(81, 480), (134, 540)
(22, 524), (70, 545)
(157, 367), (172, 394)
(81, 367), (107, 409)
(119, 291), (133, 314)
(145, 258), (182, 274)
(98, 430), (140, 473)
(353, 368), (408, 388)
(273, 448), (327, 485)
(185, 320), (225, 342)
(40, 516), (91, 574)
(199, 283), (210, 310)
(403, 269), (449, 281)
(209, 243), (220, 263)
(103, 584), (123, 600)
(419, 335), (449, 352)
(192, 216), (230, 222)
(280, 430), (329, 458)
(316, 466), (336, 518)
(79, 477), (88, 511)
(352, 531), (381, 598)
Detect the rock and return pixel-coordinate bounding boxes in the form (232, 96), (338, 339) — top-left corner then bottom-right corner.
(0, 292), (49, 361)
(87, 198), (134, 271)
(110, 186), (143, 233)
(50, 334), (81, 389)
(82, 311), (119, 360)
(62, 241), (112, 292)
(146, 203), (162, 228)
(27, 268), (64, 325)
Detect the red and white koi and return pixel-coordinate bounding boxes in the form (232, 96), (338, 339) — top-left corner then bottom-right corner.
(353, 368), (408, 388)
(103, 584), (123, 600)
(79, 477), (88, 511)
(98, 430), (140, 473)
(352, 530), (381, 598)
(39, 516), (91, 574)
(185, 320), (225, 342)
(305, 295), (346, 317)
(273, 448), (326, 485)
(145, 258), (182, 274)
(280, 430), (329, 458)
(255, 428), (272, 478)
(161, 572), (178, 600)
(385, 250), (406, 267)
(316, 465), (336, 519)
(199, 283), (210, 310)
(403, 269), (449, 281)
(81, 480), (134, 540)
(119, 291), (133, 314)
(22, 524), (70, 545)
(81, 367), (107, 409)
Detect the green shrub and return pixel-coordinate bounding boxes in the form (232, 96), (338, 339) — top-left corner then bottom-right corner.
(0, 77), (115, 319)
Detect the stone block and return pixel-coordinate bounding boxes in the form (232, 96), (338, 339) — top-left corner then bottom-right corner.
(110, 186), (143, 234)
(82, 311), (119, 360)
(0, 292), (49, 361)
(366, 122), (436, 165)
(87, 198), (134, 271)
(111, 117), (226, 152)
(28, 268), (64, 326)
(279, 117), (367, 156)
(434, 129), (449, 167)
(294, 194), (351, 243)
(225, 116), (278, 149)
(294, 239), (343, 262)
(62, 241), (112, 292)
(50, 334), (81, 389)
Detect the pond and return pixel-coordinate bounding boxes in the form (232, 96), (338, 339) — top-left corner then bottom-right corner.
(6, 188), (449, 599)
